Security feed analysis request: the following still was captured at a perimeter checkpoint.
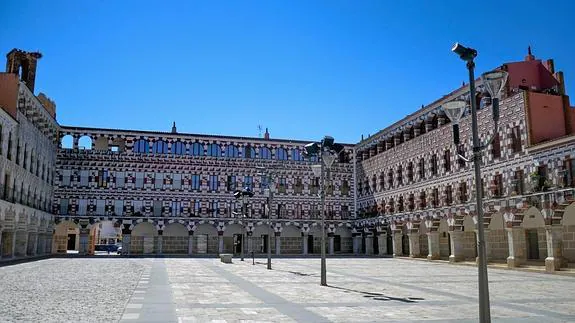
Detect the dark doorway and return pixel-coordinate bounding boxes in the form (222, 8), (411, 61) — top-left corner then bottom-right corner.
(387, 234), (393, 254)
(447, 232), (452, 256)
(262, 234), (269, 253)
(402, 234), (410, 256)
(361, 236), (366, 254)
(373, 234), (379, 255)
(473, 233), (478, 258)
(233, 234), (243, 254)
(67, 234), (76, 250)
(526, 230), (540, 260)
(308, 234), (314, 254)
(334, 235), (341, 252)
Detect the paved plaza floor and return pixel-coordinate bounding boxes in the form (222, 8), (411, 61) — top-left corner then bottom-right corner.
(0, 257), (574, 322)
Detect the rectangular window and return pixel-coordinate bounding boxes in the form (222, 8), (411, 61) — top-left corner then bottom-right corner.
(514, 170), (525, 195)
(191, 174), (200, 190)
(193, 200), (201, 215)
(457, 144), (466, 168)
(446, 185), (453, 205)
(209, 175), (219, 191)
(133, 200), (143, 215)
(459, 182), (468, 202)
(59, 198), (69, 215)
(243, 176), (253, 190)
(78, 199), (87, 215)
(260, 175), (269, 193)
(492, 133), (501, 159)
(227, 175), (236, 191)
(173, 173), (182, 189)
(7, 132), (12, 160)
(99, 170), (108, 188)
(432, 188), (439, 208)
(511, 126), (522, 153)
(62, 169), (71, 186)
(278, 178), (287, 193)
(407, 162), (413, 182)
(96, 199), (105, 215)
(136, 172), (144, 188)
(153, 200), (163, 217)
(15, 140), (20, 165)
(171, 201), (181, 217)
(114, 200), (123, 216)
(419, 158), (425, 179)
(80, 170), (89, 187)
(444, 150), (451, 172)
(341, 180), (349, 196)
(23, 145), (27, 169)
(115, 171), (125, 188)
(155, 173), (163, 189)
(431, 155), (438, 176)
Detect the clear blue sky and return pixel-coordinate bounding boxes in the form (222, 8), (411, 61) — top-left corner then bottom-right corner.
(2, 0), (574, 144)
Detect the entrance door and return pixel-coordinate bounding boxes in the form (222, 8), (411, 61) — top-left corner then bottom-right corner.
(233, 234), (243, 255)
(387, 234), (393, 254)
(308, 235), (314, 254)
(67, 234), (76, 250)
(526, 230), (540, 260)
(373, 234), (379, 255)
(196, 234), (208, 254)
(262, 234), (269, 253)
(334, 235), (341, 252)
(361, 236), (366, 254)
(402, 234), (410, 256)
(447, 232), (452, 256)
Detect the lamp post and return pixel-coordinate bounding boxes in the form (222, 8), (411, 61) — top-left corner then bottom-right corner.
(444, 43), (508, 323)
(304, 136), (344, 287)
(234, 187), (254, 262)
(256, 166), (274, 270)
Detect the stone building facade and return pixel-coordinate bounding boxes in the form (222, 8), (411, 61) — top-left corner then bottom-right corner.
(354, 50), (575, 272)
(53, 126), (356, 256)
(0, 49), (58, 261)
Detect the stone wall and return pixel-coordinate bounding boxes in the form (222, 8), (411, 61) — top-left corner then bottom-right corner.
(1, 232), (14, 257)
(489, 229), (508, 260)
(462, 232), (476, 260)
(53, 235), (67, 253)
(439, 232), (449, 258)
(163, 236), (188, 254)
(419, 234), (428, 256)
(130, 236), (144, 254)
(563, 225), (575, 262)
(208, 236), (219, 254)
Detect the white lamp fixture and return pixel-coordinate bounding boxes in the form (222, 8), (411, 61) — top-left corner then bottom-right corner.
(443, 100), (467, 124)
(481, 71), (509, 99)
(311, 164), (322, 178)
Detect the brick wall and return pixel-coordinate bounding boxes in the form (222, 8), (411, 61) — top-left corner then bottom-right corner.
(462, 232), (476, 259)
(53, 234), (67, 253)
(281, 237), (301, 254)
(341, 237), (353, 253)
(130, 236), (144, 254)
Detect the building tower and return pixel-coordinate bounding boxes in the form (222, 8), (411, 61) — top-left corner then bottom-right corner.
(5, 48), (43, 93)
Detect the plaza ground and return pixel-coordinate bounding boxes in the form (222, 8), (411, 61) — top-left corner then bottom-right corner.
(0, 258), (574, 322)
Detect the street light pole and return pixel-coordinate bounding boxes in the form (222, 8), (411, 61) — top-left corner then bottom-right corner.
(241, 196), (246, 261)
(445, 43), (507, 323)
(319, 148), (327, 286)
(467, 58), (491, 323)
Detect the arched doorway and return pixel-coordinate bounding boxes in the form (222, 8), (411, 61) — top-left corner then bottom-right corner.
(222, 224), (244, 255)
(521, 207), (546, 260)
(253, 223), (274, 254)
(488, 212), (508, 261)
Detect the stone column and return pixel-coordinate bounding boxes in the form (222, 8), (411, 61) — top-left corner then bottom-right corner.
(79, 228), (90, 256)
(32, 233), (39, 256)
(407, 232), (420, 258)
(378, 233), (387, 255)
(36, 234), (43, 256)
(122, 233), (131, 256)
(506, 227), (526, 268)
(328, 234), (335, 255)
(275, 232), (281, 256)
(449, 231), (465, 263)
(156, 231), (163, 255)
(302, 233), (308, 255)
(545, 225), (564, 272)
(188, 233), (194, 256)
(218, 233), (224, 255)
(365, 234), (373, 255)
(392, 231), (402, 257)
(352, 234), (359, 254)
(426, 232), (440, 260)
(475, 229), (491, 264)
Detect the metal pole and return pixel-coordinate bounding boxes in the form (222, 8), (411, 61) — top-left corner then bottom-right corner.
(467, 60), (491, 323)
(267, 189), (272, 270)
(320, 150), (327, 286)
(241, 200), (245, 261)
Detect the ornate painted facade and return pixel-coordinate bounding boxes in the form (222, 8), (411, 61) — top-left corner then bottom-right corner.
(53, 126), (356, 256)
(0, 49), (58, 260)
(354, 50), (575, 272)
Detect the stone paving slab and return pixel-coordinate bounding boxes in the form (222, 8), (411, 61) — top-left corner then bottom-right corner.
(1, 257), (575, 322)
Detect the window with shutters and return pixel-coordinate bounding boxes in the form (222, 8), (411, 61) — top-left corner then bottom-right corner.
(155, 173), (163, 189)
(419, 158), (425, 179)
(191, 174), (200, 190)
(444, 150), (451, 172)
(491, 133), (501, 159)
(431, 154), (438, 176)
(511, 126), (522, 153)
(114, 200), (123, 216)
(209, 175), (218, 191)
(153, 200), (163, 216)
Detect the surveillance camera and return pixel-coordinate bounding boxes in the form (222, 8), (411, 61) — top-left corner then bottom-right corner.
(452, 42), (477, 61)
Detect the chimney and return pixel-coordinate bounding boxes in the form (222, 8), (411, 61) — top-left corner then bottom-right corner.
(264, 127), (270, 140)
(525, 46), (535, 61)
(171, 121), (177, 133)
